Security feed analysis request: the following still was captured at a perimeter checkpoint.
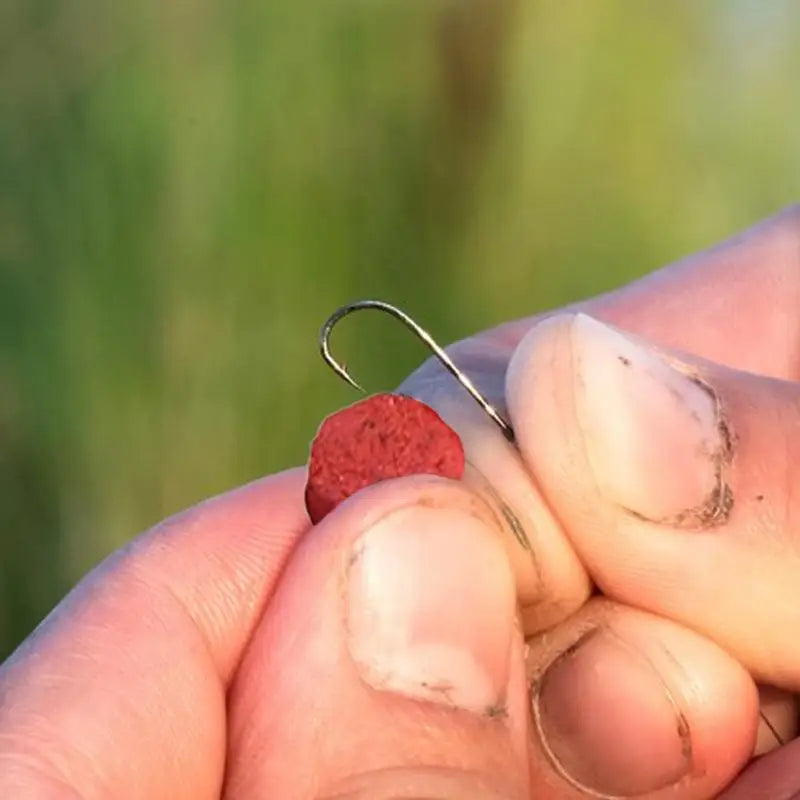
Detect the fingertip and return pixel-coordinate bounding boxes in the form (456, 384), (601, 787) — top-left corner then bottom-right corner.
(527, 602), (758, 800)
(225, 475), (531, 798)
(505, 314), (582, 490)
(506, 310), (800, 692)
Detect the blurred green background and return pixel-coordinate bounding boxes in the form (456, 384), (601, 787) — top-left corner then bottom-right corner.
(1, 0), (798, 657)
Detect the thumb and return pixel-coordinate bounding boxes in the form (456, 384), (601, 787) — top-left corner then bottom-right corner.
(224, 476), (531, 799)
(506, 312), (800, 690)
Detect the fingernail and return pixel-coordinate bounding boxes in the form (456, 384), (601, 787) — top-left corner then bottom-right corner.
(534, 628), (692, 797)
(346, 503), (515, 715)
(570, 313), (731, 525)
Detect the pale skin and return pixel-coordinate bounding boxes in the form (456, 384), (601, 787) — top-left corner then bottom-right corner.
(2, 206), (800, 799)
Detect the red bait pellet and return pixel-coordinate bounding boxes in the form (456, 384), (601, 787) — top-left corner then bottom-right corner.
(304, 393), (465, 523)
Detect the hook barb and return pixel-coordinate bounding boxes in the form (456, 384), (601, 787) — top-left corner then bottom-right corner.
(319, 299), (516, 443)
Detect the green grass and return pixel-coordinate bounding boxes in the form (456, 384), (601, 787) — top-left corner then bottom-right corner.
(2, 0), (798, 656)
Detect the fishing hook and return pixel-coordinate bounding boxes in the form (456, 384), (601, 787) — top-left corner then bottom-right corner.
(319, 299), (516, 443)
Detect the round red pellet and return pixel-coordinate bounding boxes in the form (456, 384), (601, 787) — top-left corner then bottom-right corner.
(304, 393), (465, 524)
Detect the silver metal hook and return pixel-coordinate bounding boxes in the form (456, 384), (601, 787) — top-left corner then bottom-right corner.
(319, 299), (516, 443)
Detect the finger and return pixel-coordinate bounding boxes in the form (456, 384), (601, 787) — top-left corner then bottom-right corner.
(718, 733), (800, 799)
(755, 684), (798, 756)
(224, 476), (531, 800)
(401, 205), (800, 633)
(526, 598), (757, 800)
(506, 312), (800, 689)
(0, 468), (309, 800)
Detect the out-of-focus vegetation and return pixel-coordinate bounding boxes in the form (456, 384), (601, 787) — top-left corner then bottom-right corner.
(1, 0), (798, 656)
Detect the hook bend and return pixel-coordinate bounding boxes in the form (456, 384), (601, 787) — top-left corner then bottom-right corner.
(319, 299), (515, 443)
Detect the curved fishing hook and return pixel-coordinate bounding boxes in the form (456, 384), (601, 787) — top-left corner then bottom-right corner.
(319, 299), (515, 443)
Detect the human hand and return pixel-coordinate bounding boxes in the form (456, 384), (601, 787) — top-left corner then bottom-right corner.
(1, 206), (799, 799)
(400, 203), (800, 797)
